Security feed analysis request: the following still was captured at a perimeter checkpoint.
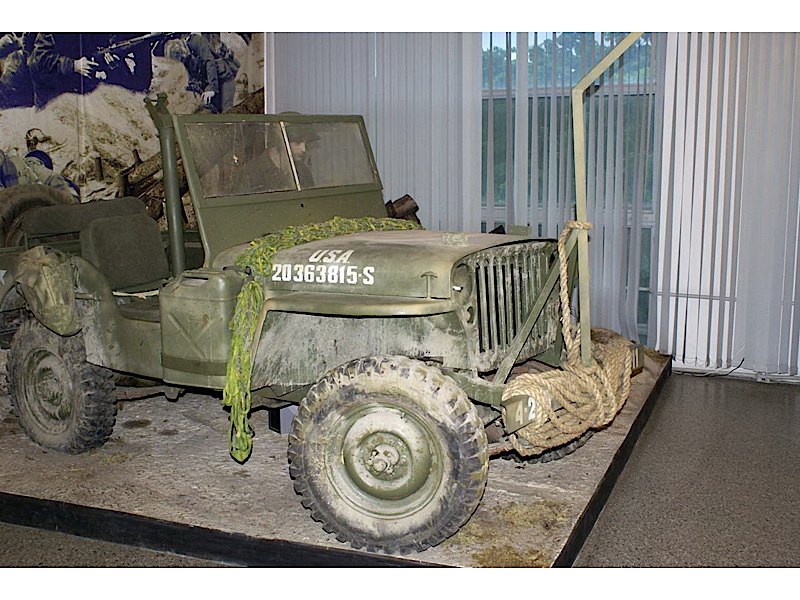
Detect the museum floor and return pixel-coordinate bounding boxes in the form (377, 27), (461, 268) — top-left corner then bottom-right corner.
(1, 372), (798, 568)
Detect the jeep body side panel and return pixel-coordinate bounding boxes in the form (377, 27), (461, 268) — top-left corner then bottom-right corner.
(249, 311), (469, 389)
(73, 259), (163, 380)
(265, 291), (456, 317)
(82, 309), (162, 380)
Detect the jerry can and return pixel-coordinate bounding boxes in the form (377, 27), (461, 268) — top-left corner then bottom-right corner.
(160, 268), (245, 388)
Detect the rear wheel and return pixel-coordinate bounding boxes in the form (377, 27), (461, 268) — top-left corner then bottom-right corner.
(288, 356), (488, 554)
(8, 319), (116, 453)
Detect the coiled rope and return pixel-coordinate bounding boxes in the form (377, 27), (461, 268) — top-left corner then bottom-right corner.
(501, 221), (633, 457)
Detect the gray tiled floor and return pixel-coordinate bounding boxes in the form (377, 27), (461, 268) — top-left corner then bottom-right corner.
(0, 521), (226, 567)
(575, 374), (800, 567)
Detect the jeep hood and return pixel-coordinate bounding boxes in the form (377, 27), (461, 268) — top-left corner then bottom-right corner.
(212, 230), (540, 299)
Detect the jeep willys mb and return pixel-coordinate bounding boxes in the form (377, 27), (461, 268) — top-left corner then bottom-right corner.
(0, 95), (582, 554)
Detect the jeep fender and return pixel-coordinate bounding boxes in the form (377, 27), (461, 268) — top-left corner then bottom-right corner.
(249, 298), (469, 390)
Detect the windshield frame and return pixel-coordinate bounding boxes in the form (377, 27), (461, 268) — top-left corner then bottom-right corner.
(172, 112), (386, 266)
(175, 113), (383, 202)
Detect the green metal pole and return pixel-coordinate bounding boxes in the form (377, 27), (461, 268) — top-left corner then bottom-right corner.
(145, 93), (186, 277)
(160, 121), (186, 277)
(571, 32), (642, 366)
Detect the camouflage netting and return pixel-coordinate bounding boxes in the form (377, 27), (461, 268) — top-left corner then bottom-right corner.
(224, 216), (423, 463)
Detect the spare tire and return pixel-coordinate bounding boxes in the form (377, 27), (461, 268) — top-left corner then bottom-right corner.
(0, 183), (75, 247)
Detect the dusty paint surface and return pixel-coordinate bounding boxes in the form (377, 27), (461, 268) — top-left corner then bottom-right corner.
(0, 349), (669, 566)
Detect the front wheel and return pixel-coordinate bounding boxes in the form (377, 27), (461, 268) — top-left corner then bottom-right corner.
(288, 356), (488, 554)
(7, 319), (116, 453)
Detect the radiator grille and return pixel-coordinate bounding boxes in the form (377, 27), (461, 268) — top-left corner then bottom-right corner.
(463, 241), (559, 371)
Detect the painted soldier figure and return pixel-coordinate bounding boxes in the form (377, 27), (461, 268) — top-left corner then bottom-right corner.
(165, 33), (240, 114)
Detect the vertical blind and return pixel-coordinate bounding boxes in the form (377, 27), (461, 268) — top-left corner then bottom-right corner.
(268, 32), (800, 374)
(656, 32), (800, 375)
(270, 32), (482, 232)
(483, 33), (664, 343)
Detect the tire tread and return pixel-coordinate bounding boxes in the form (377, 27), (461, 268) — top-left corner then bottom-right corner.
(7, 319), (116, 453)
(288, 355), (488, 554)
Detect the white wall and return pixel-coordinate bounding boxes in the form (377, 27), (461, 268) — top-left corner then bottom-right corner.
(267, 32), (482, 232)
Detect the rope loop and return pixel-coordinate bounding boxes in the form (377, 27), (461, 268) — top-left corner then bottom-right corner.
(502, 219), (634, 457)
(564, 220), (593, 231)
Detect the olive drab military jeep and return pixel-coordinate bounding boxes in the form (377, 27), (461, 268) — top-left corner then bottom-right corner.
(0, 94), (580, 554)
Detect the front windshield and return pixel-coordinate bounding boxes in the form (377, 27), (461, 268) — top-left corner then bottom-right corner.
(185, 122), (295, 198)
(284, 121), (377, 190)
(184, 120), (378, 200)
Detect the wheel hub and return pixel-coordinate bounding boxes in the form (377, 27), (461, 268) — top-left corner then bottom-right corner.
(367, 443), (401, 475)
(25, 350), (74, 430)
(341, 408), (435, 502)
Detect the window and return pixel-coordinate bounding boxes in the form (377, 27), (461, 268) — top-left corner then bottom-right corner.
(481, 32), (660, 345)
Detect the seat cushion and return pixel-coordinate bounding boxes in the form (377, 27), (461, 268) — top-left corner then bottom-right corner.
(80, 213), (169, 291)
(21, 196), (146, 238)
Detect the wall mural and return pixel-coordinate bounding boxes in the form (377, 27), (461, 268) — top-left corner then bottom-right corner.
(0, 33), (264, 224)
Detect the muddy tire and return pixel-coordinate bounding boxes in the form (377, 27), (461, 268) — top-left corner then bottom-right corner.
(0, 183), (74, 247)
(288, 356), (489, 554)
(7, 319), (116, 453)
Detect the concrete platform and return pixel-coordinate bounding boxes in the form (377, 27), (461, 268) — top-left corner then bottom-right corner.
(0, 350), (670, 567)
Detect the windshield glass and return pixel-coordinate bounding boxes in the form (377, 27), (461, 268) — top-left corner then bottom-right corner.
(185, 122), (294, 197)
(284, 121), (377, 190)
(184, 120), (378, 199)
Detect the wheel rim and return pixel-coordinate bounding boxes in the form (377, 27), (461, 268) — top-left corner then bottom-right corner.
(327, 399), (444, 518)
(21, 348), (75, 436)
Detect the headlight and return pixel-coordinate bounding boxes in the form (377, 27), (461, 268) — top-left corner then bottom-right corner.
(451, 264), (472, 302)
